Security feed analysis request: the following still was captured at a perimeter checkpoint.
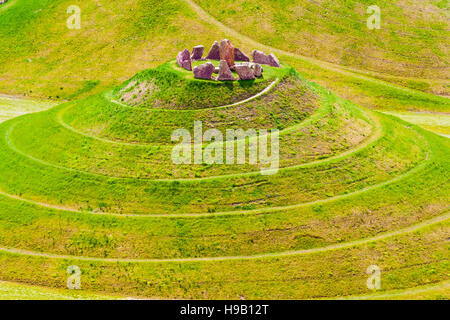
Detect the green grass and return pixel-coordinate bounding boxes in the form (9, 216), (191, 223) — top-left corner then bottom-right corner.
(0, 108), (424, 215)
(0, 281), (121, 300)
(0, 96), (56, 122)
(112, 61), (290, 110)
(0, 70), (447, 297)
(383, 111), (450, 136)
(0, 0), (448, 113)
(63, 68), (321, 145)
(192, 0), (449, 81)
(0, 0), (448, 300)
(0, 219), (447, 299)
(0, 0), (225, 99)
(336, 281), (450, 300)
(7, 68), (377, 181)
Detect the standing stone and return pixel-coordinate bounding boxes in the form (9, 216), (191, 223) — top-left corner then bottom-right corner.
(219, 39), (235, 67)
(180, 49), (190, 62)
(268, 53), (281, 67)
(252, 63), (263, 77)
(217, 60), (235, 81)
(191, 45), (205, 60)
(234, 48), (250, 62)
(193, 62), (215, 80)
(181, 60), (192, 71)
(205, 41), (220, 60)
(252, 50), (281, 67)
(176, 49), (192, 71)
(252, 50), (270, 65)
(235, 65), (255, 80)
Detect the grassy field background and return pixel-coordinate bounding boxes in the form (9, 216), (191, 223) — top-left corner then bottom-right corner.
(0, 0), (448, 111)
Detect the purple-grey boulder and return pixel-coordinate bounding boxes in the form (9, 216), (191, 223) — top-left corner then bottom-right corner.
(252, 50), (270, 65)
(205, 41), (220, 60)
(191, 45), (205, 60)
(252, 63), (263, 77)
(235, 65), (255, 80)
(217, 60), (235, 81)
(234, 48), (250, 62)
(268, 53), (281, 67)
(177, 49), (192, 71)
(193, 62), (215, 80)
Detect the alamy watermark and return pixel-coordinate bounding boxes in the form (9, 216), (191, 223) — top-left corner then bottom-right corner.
(66, 5), (81, 30)
(171, 121), (279, 175)
(366, 265), (381, 290)
(367, 5), (381, 30)
(67, 265), (81, 290)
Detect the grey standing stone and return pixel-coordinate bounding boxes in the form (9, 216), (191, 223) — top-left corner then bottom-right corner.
(235, 65), (255, 80)
(252, 50), (270, 65)
(181, 60), (192, 71)
(217, 60), (235, 81)
(252, 63), (263, 77)
(268, 53), (281, 67)
(191, 45), (205, 60)
(205, 41), (220, 60)
(252, 50), (280, 67)
(176, 49), (192, 71)
(193, 62), (215, 80)
(234, 48), (250, 62)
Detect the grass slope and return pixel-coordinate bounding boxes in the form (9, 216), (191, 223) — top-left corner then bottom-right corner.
(337, 280), (450, 300)
(0, 0), (448, 113)
(0, 61), (447, 299)
(0, 95), (56, 122)
(0, 281), (121, 300)
(0, 0), (448, 300)
(191, 0), (449, 81)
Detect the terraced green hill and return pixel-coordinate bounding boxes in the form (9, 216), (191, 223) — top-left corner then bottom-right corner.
(0, 60), (448, 299)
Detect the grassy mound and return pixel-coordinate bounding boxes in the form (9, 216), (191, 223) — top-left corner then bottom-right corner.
(113, 61), (290, 109)
(62, 67), (319, 144)
(0, 55), (448, 299)
(0, 1), (448, 300)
